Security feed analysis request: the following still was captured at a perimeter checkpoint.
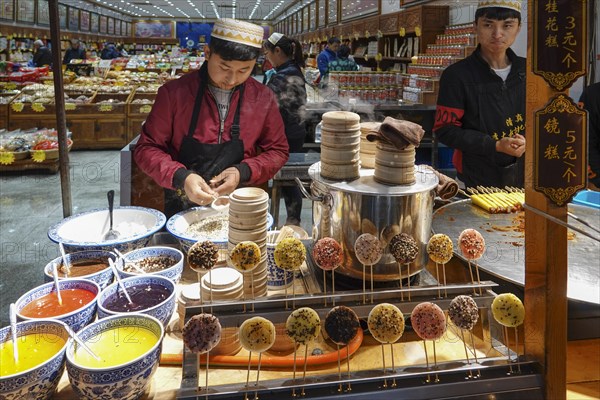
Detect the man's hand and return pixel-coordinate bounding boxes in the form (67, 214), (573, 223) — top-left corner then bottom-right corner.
(209, 167), (240, 195)
(183, 174), (218, 206)
(496, 133), (526, 157)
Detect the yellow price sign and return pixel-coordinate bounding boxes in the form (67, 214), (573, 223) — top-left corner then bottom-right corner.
(365, 30), (370, 38)
(415, 26), (422, 37)
(31, 103), (46, 112)
(114, 65), (123, 71)
(31, 150), (46, 163)
(137, 66), (146, 72)
(140, 105), (152, 113)
(65, 103), (76, 111)
(0, 151), (15, 165)
(11, 103), (24, 112)
(399, 27), (406, 37)
(99, 104), (114, 112)
(5, 83), (16, 90)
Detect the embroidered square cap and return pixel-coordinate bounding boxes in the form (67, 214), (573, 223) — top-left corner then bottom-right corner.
(211, 18), (264, 48)
(267, 33), (284, 46)
(477, 0), (521, 13)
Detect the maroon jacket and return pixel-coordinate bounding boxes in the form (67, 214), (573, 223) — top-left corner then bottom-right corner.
(134, 71), (289, 190)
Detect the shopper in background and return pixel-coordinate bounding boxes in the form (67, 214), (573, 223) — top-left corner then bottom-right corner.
(32, 39), (52, 67)
(100, 43), (120, 60)
(433, 0), (525, 188)
(579, 82), (600, 190)
(328, 44), (359, 72)
(135, 18), (289, 217)
(263, 32), (307, 226)
(315, 37), (340, 86)
(62, 39), (85, 64)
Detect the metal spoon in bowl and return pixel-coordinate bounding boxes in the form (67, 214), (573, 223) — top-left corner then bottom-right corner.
(59, 242), (71, 278)
(103, 190), (119, 241)
(113, 248), (146, 275)
(108, 259), (134, 305)
(9, 303), (19, 363)
(65, 324), (101, 361)
(51, 262), (64, 306)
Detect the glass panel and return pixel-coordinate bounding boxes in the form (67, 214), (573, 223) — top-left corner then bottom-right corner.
(80, 10), (90, 31)
(327, 0), (337, 25)
(310, 2), (316, 30)
(318, 0), (325, 27)
(340, 0), (378, 21)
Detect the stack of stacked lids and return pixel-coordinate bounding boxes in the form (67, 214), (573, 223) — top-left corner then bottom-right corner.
(200, 267), (244, 301)
(373, 142), (416, 185)
(228, 187), (269, 297)
(177, 267), (243, 355)
(359, 121), (381, 169)
(319, 111), (362, 181)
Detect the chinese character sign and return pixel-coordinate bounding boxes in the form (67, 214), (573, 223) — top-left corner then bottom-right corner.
(533, 0), (586, 91)
(534, 95), (587, 206)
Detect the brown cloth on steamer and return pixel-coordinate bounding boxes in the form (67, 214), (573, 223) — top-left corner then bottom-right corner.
(377, 117), (425, 150)
(424, 165), (459, 200)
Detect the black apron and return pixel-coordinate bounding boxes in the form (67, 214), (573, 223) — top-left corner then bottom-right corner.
(164, 72), (245, 217)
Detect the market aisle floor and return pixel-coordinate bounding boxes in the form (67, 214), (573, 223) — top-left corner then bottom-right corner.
(0, 149), (313, 327)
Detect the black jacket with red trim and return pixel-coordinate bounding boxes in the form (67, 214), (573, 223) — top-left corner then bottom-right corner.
(433, 45), (526, 188)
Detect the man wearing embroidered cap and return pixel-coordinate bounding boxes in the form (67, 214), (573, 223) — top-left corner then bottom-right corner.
(433, 0), (526, 188)
(135, 19), (289, 217)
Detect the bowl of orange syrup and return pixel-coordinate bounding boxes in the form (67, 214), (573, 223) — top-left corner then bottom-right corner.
(0, 319), (70, 400)
(15, 279), (100, 332)
(66, 313), (164, 400)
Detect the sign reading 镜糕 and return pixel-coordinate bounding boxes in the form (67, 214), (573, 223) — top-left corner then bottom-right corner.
(533, 0), (587, 91)
(534, 95), (587, 206)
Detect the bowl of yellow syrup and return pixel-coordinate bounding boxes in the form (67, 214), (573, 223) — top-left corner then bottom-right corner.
(0, 319), (69, 400)
(65, 313), (164, 400)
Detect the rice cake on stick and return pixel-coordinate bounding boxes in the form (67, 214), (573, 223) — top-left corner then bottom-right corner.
(274, 237), (306, 308)
(312, 237), (343, 306)
(389, 233), (419, 301)
(368, 303), (405, 387)
(354, 233), (383, 304)
(286, 307), (321, 396)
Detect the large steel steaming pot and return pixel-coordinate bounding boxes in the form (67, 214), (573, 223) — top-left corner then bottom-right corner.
(298, 162), (438, 283)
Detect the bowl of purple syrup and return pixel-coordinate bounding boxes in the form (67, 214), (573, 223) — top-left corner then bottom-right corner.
(97, 275), (175, 327)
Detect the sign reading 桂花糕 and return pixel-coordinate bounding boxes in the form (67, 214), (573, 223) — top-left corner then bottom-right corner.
(534, 95), (587, 206)
(533, 0), (587, 91)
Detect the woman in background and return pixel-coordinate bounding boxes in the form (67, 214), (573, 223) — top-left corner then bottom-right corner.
(263, 32), (307, 226)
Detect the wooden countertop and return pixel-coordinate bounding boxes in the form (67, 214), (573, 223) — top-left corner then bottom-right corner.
(53, 261), (600, 399)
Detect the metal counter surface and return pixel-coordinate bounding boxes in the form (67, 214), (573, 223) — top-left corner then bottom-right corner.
(432, 200), (600, 304)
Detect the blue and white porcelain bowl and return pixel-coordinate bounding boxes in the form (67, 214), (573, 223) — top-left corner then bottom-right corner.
(15, 279), (100, 332)
(97, 275), (176, 328)
(0, 320), (69, 400)
(267, 242), (294, 289)
(166, 206), (273, 253)
(47, 206), (166, 253)
(66, 314), (164, 400)
(119, 246), (184, 283)
(43, 250), (117, 289)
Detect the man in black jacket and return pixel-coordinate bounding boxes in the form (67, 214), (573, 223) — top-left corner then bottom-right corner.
(433, 0), (526, 188)
(32, 40), (52, 67)
(62, 39), (85, 64)
(579, 83), (600, 189)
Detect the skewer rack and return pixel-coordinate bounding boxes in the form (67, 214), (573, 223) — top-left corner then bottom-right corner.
(177, 280), (544, 399)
